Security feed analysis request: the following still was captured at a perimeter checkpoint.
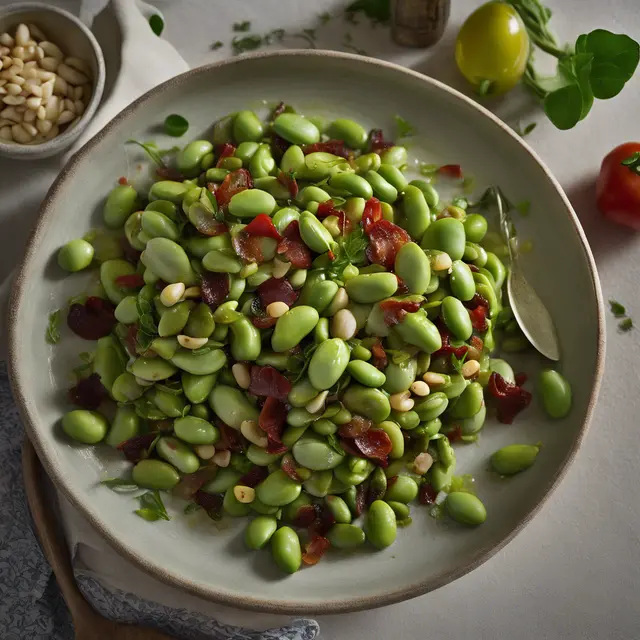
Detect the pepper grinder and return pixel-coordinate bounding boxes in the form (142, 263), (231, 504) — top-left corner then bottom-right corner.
(391, 0), (451, 48)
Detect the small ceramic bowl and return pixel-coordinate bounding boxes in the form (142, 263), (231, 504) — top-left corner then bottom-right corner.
(0, 2), (105, 160)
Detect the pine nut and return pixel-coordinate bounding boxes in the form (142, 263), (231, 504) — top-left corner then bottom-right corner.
(0, 125), (11, 140)
(63, 98), (75, 112)
(57, 63), (88, 85)
(160, 282), (185, 306)
(34, 46), (44, 61)
(432, 252), (452, 272)
(412, 452), (433, 475)
(23, 108), (35, 123)
(23, 46), (37, 62)
(466, 345), (481, 361)
(40, 56), (59, 73)
(305, 390), (329, 414)
(272, 257), (291, 278)
(26, 96), (41, 110)
(389, 391), (415, 412)
(65, 56), (91, 76)
(231, 363), (251, 389)
(36, 118), (51, 134)
(15, 25), (30, 48)
(10, 57), (24, 71)
(213, 449), (231, 467)
(28, 84), (42, 98)
(0, 34), (15, 48)
(27, 24), (47, 41)
(52, 75), (67, 95)
(0, 118), (12, 126)
(22, 67), (37, 79)
(57, 110), (74, 125)
(266, 301), (289, 318)
(74, 99), (84, 116)
(44, 124), (58, 140)
(233, 485), (255, 504)
(73, 85), (83, 101)
(41, 79), (53, 100)
(0, 47), (8, 58)
(177, 335), (208, 350)
(44, 95), (58, 119)
(181, 286), (201, 299)
(11, 124), (31, 143)
(240, 420), (268, 448)
(423, 372), (447, 386)
(410, 381), (430, 396)
(1, 57), (12, 69)
(5, 83), (21, 95)
(37, 70), (55, 81)
(331, 308), (357, 340)
(329, 287), (349, 313)
(194, 444), (215, 460)
(11, 47), (25, 60)
(21, 122), (37, 136)
(0, 106), (21, 122)
(3, 95), (25, 106)
(40, 41), (64, 60)
(36, 105), (46, 121)
(461, 359), (480, 379)
(322, 215), (342, 238)
(0, 88), (5, 96)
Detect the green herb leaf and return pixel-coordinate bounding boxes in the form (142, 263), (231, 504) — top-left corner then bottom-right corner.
(135, 490), (170, 521)
(345, 0), (391, 24)
(164, 114), (189, 137)
(149, 14), (164, 37)
(319, 11), (332, 25)
(136, 296), (157, 351)
(126, 139), (166, 167)
(544, 83), (584, 130)
(394, 114), (415, 138)
(326, 227), (369, 280)
(619, 317), (633, 332)
(211, 41), (224, 50)
(516, 200), (531, 216)
(621, 152), (640, 174)
(46, 309), (61, 344)
(327, 434), (345, 455)
(184, 503), (202, 515)
(231, 35), (263, 55)
(233, 21), (251, 32)
(450, 351), (468, 374)
(419, 163), (439, 176)
(101, 477), (140, 493)
(609, 300), (626, 317)
(584, 30), (639, 80)
(477, 79), (493, 96)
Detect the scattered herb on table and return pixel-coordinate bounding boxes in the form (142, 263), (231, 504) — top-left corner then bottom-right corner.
(45, 309), (61, 344)
(233, 21), (251, 32)
(231, 34), (264, 55)
(609, 300), (626, 317)
(294, 29), (317, 49)
(318, 11), (332, 25)
(516, 200), (531, 216)
(164, 114), (189, 137)
(211, 40), (224, 50)
(514, 121), (537, 137)
(135, 490), (171, 521)
(345, 0), (391, 25)
(126, 140), (166, 167)
(148, 14), (164, 37)
(619, 317), (634, 332)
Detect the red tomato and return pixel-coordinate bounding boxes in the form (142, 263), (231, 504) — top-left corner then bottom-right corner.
(596, 142), (640, 230)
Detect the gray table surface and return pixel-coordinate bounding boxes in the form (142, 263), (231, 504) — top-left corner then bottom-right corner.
(2, 1), (640, 638)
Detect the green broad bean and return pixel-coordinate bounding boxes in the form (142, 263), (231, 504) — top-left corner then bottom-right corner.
(441, 296), (473, 340)
(492, 443), (540, 475)
(158, 301), (192, 337)
(299, 211), (336, 254)
(490, 358), (515, 384)
(351, 343), (371, 360)
(394, 242), (431, 295)
(286, 408), (318, 427)
(223, 487), (252, 517)
(93, 336), (125, 397)
(141, 238), (196, 286)
(229, 317), (261, 361)
(420, 217), (466, 261)
(183, 303), (215, 339)
(182, 234), (232, 259)
(446, 492), (487, 526)
(220, 157), (243, 171)
(383, 357), (417, 394)
(209, 385), (259, 429)
(409, 179), (439, 208)
(312, 418), (338, 436)
(334, 459), (374, 486)
(132, 459), (180, 490)
(308, 338), (350, 391)
(414, 392), (449, 421)
(205, 168), (230, 183)
(103, 185), (138, 228)
(307, 280), (339, 314)
(151, 337), (179, 360)
(149, 181), (189, 204)
(202, 467), (242, 494)
(156, 436), (199, 474)
(111, 372), (145, 403)
(273, 113), (320, 145)
(150, 388), (186, 417)
(247, 444), (283, 467)
(105, 405), (139, 447)
(345, 273), (398, 303)
(131, 357), (178, 381)
(211, 324), (229, 342)
(171, 348), (227, 375)
(176, 140), (213, 177)
(253, 176), (291, 200)
(365, 500), (397, 549)
(174, 415), (219, 445)
(235, 141), (259, 166)
(378, 420), (405, 459)
(58, 238), (94, 272)
(342, 385), (391, 423)
(449, 382), (484, 419)
(202, 249), (242, 274)
(431, 460), (455, 492)
(425, 271), (440, 295)
(233, 110), (264, 143)
(441, 372), (468, 399)
(145, 199), (178, 221)
(422, 417), (443, 438)
(190, 404), (210, 420)
(384, 475), (418, 503)
(391, 409), (420, 430)
(272, 207), (300, 234)
(228, 189), (276, 218)
(281, 144), (305, 174)
(394, 309), (442, 353)
(387, 501), (410, 520)
(327, 118), (368, 149)
(124, 212), (145, 251)
(398, 186), (430, 242)
(538, 369), (572, 418)
(329, 172), (373, 199)
(288, 378), (320, 408)
(449, 260), (476, 302)
(143, 268), (159, 286)
(212, 114), (234, 144)
(271, 526), (302, 574)
(292, 435), (345, 471)
(436, 435), (456, 468)
(380, 146), (408, 168)
(501, 334), (530, 353)
(460, 404), (487, 435)
(245, 516), (278, 550)
(141, 210), (179, 242)
(256, 351), (290, 370)
(463, 213), (488, 243)
(347, 360), (386, 387)
(256, 470), (302, 506)
(271, 305), (319, 352)
(281, 425), (310, 448)
(364, 170), (398, 203)
(314, 317), (330, 343)
(484, 252), (507, 290)
(355, 153), (381, 174)
(327, 523), (366, 549)
(330, 406), (352, 425)
(62, 410), (108, 444)
(249, 143), (275, 178)
(99, 259), (136, 305)
(377, 163), (408, 192)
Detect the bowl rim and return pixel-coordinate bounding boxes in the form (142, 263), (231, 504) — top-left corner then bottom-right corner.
(7, 49), (606, 614)
(0, 1), (106, 156)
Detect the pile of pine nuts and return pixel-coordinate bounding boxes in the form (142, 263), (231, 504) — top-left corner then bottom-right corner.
(0, 23), (93, 145)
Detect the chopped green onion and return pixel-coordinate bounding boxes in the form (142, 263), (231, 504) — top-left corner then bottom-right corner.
(164, 114), (189, 137)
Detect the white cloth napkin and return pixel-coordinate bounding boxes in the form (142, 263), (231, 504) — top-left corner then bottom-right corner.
(0, 1), (317, 635)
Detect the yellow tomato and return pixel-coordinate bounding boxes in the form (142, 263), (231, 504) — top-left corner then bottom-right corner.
(455, 2), (530, 96)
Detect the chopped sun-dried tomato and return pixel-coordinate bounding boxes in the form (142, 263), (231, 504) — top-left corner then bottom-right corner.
(277, 170), (299, 199)
(251, 315), (277, 329)
(368, 128), (394, 153)
(379, 299), (421, 326)
(355, 483), (366, 517)
(194, 490), (223, 520)
(302, 535), (331, 566)
(465, 293), (490, 311)
(365, 219), (410, 269)
(302, 139), (350, 159)
(156, 166), (184, 181)
(367, 476), (387, 505)
(432, 325), (468, 359)
(243, 213), (282, 240)
(469, 335), (484, 352)
(258, 397), (288, 444)
(267, 438), (288, 455)
(353, 428), (393, 467)
(338, 415), (372, 438)
(215, 142), (236, 168)
(438, 164), (463, 179)
(117, 432), (158, 463)
(292, 504), (320, 528)
(362, 197), (383, 233)
(271, 101), (287, 119)
(68, 373), (107, 410)
(447, 425), (463, 443)
(257, 277), (298, 308)
(121, 237), (142, 265)
(250, 366), (292, 401)
(233, 233), (264, 264)
(370, 340), (388, 370)
(67, 297), (116, 340)
(419, 483), (437, 505)
(515, 372), (528, 387)
(468, 264), (480, 272)
(395, 276), (410, 295)
(469, 305), (488, 332)
(309, 505), (336, 538)
(215, 421), (244, 452)
(115, 273), (145, 289)
(487, 372), (532, 424)
(316, 200), (351, 234)
(200, 272), (230, 309)
(215, 168), (253, 208)
(276, 220), (312, 268)
(270, 134), (291, 160)
(172, 466), (218, 500)
(118, 176), (128, 185)
(239, 465), (269, 488)
(281, 456), (303, 482)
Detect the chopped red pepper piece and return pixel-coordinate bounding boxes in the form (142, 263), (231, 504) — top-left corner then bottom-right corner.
(251, 315), (277, 329)
(368, 129), (394, 153)
(239, 465), (269, 488)
(200, 272), (230, 309)
(515, 372), (528, 387)
(277, 170), (299, 199)
(362, 197), (383, 233)
(432, 325), (468, 360)
(67, 297), (116, 340)
(419, 483), (437, 505)
(118, 176), (128, 185)
(243, 213), (282, 240)
(115, 273), (145, 289)
(250, 366), (292, 401)
(172, 467), (218, 501)
(117, 432), (158, 463)
(258, 397), (288, 444)
(292, 504), (320, 528)
(338, 415), (372, 438)
(469, 305), (488, 332)
(281, 456), (303, 482)
(317, 200), (351, 234)
(193, 490), (223, 520)
(370, 340), (388, 370)
(365, 219), (410, 269)
(302, 139), (350, 159)
(379, 299), (421, 327)
(353, 428), (393, 467)
(257, 277), (297, 307)
(438, 164), (463, 179)
(446, 425), (463, 443)
(68, 373), (107, 410)
(302, 535), (331, 566)
(276, 220), (312, 269)
(215, 168), (253, 208)
(215, 142), (236, 168)
(215, 421), (244, 452)
(487, 372), (532, 424)
(267, 438), (289, 455)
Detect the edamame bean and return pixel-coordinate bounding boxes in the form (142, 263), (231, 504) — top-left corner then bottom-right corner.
(327, 118), (368, 149)
(111, 372), (145, 403)
(272, 207), (300, 234)
(62, 410), (108, 444)
(365, 500), (397, 549)
(132, 459), (180, 490)
(141, 238), (196, 286)
(484, 252), (507, 290)
(174, 416), (219, 445)
(312, 418), (338, 436)
(380, 146), (408, 168)
(364, 170), (398, 203)
(229, 316), (262, 361)
(383, 357), (417, 394)
(378, 420), (404, 459)
(183, 303), (215, 339)
(377, 163), (408, 192)
(99, 259), (137, 305)
(384, 475), (418, 503)
(158, 301), (192, 337)
(449, 260), (476, 302)
(441, 296), (473, 340)
(394, 309), (442, 353)
(421, 217), (466, 261)
(538, 369), (572, 418)
(105, 405), (139, 447)
(150, 387), (186, 417)
(345, 273), (398, 303)
(394, 242), (431, 295)
(327, 523), (366, 548)
(245, 516), (278, 550)
(209, 385), (259, 429)
(446, 492), (487, 525)
(149, 181), (189, 204)
(253, 176), (291, 200)
(463, 213), (488, 243)
(256, 470), (302, 507)
(202, 467), (242, 494)
(460, 403), (487, 435)
(228, 189), (276, 218)
(131, 357), (178, 381)
(449, 382), (484, 418)
(273, 113), (320, 145)
(397, 186), (430, 242)
(103, 185), (138, 228)
(157, 436), (200, 474)
(414, 392), (449, 421)
(58, 239), (94, 272)
(490, 358), (515, 384)
(342, 385), (391, 423)
(233, 110), (264, 143)
(272, 306), (319, 352)
(292, 435), (345, 470)
(171, 348), (227, 375)
(281, 144), (305, 174)
(114, 295), (138, 324)
(431, 460), (455, 492)
(391, 410), (420, 430)
(347, 360), (386, 387)
(141, 210), (179, 241)
(409, 179), (439, 208)
(314, 317), (330, 343)
(287, 408), (318, 428)
(288, 378), (320, 408)
(182, 233), (232, 258)
(329, 172), (373, 199)
(271, 526), (302, 573)
(299, 211), (336, 254)
(491, 443), (540, 475)
(176, 140), (214, 177)
(308, 338), (350, 390)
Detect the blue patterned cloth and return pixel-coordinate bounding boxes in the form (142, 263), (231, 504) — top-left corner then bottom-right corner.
(0, 363), (319, 639)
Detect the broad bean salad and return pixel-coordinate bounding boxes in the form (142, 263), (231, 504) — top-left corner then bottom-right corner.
(53, 103), (572, 574)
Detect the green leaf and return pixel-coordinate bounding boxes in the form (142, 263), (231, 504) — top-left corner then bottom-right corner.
(516, 200), (531, 216)
(126, 139), (165, 167)
(477, 79), (493, 96)
(184, 502), (202, 515)
(345, 0), (391, 24)
(101, 477), (140, 493)
(233, 21), (251, 32)
(609, 300), (626, 317)
(164, 114), (189, 137)
(394, 115), (415, 138)
(584, 30), (640, 80)
(572, 54), (594, 119)
(231, 35), (263, 55)
(148, 14), (164, 37)
(45, 310), (61, 344)
(327, 434), (345, 455)
(590, 62), (628, 99)
(135, 490), (170, 521)
(575, 33), (588, 53)
(544, 84), (583, 130)
(450, 351), (468, 374)
(211, 40), (224, 50)
(619, 317), (634, 332)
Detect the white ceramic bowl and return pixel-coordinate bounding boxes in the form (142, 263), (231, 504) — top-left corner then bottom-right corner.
(0, 2), (105, 160)
(8, 51), (605, 614)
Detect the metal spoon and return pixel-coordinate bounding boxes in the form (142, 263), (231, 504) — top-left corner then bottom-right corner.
(495, 189), (560, 361)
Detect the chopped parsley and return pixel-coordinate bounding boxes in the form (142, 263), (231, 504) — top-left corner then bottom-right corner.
(609, 300), (626, 317)
(45, 309), (61, 344)
(233, 21), (251, 32)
